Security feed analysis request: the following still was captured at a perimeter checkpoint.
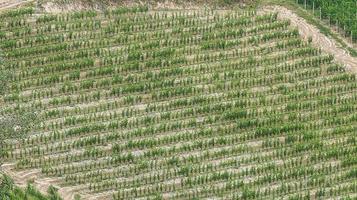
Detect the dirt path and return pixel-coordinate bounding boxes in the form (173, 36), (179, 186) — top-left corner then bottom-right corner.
(0, 0), (34, 11)
(260, 5), (357, 73)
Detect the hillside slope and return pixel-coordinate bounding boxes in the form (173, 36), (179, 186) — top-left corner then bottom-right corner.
(1, 5), (357, 200)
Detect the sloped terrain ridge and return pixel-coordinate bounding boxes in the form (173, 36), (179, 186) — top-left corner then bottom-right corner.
(1, 6), (357, 200)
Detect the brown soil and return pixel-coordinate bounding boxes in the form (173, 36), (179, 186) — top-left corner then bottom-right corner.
(0, 0), (34, 11)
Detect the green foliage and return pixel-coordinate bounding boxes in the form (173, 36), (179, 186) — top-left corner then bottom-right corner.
(292, 0), (357, 56)
(0, 174), (14, 200)
(47, 186), (62, 200)
(299, 0), (357, 40)
(0, 175), (62, 200)
(0, 8), (33, 18)
(0, 69), (12, 96)
(1, 5), (356, 200)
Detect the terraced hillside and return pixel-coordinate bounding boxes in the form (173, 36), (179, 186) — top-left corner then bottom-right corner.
(1, 6), (357, 200)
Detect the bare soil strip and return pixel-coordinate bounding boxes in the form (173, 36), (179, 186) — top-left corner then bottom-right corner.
(261, 6), (357, 73)
(0, 0), (34, 11)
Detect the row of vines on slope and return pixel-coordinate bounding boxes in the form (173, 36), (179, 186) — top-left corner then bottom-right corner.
(0, 6), (356, 200)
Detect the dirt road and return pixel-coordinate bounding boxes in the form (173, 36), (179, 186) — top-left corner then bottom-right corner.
(0, 0), (34, 11)
(261, 5), (357, 73)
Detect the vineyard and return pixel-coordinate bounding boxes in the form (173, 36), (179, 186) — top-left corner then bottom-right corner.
(0, 5), (357, 200)
(297, 0), (357, 43)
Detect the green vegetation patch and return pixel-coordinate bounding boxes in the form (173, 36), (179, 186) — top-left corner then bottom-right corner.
(297, 0), (357, 42)
(0, 175), (63, 200)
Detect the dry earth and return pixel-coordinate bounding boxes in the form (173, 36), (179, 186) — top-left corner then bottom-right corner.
(1, 1), (357, 200)
(0, 0), (34, 11)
